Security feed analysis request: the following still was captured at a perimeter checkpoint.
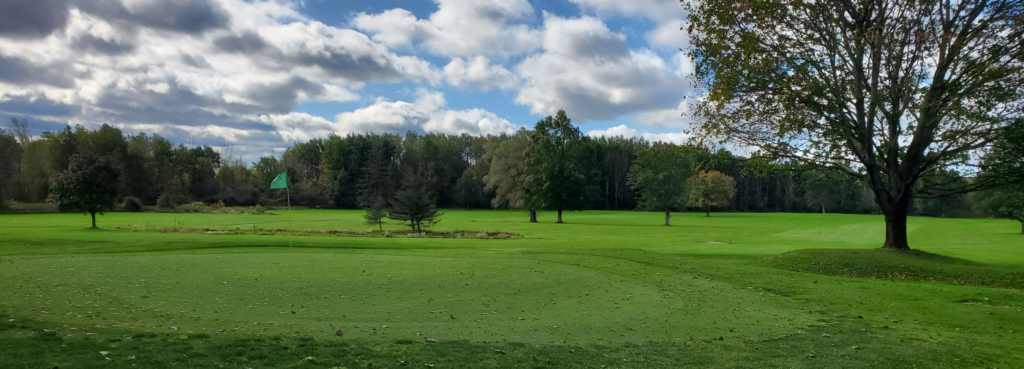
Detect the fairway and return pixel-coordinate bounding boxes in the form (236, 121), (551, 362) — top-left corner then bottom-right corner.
(2, 210), (1024, 368)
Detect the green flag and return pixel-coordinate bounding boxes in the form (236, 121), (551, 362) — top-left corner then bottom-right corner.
(270, 171), (288, 189)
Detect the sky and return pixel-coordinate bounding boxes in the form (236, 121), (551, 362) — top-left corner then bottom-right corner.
(0, 0), (696, 161)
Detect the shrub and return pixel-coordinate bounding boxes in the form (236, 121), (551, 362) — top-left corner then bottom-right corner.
(121, 196), (143, 212)
(157, 194), (178, 210)
(249, 204), (266, 214)
(211, 200), (226, 208)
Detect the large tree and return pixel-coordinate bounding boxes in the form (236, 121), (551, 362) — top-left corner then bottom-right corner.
(483, 130), (534, 221)
(629, 143), (695, 225)
(524, 111), (599, 224)
(687, 0), (1024, 249)
(49, 152), (120, 228)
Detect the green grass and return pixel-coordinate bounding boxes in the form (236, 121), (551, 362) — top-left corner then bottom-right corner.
(1, 210), (1023, 368)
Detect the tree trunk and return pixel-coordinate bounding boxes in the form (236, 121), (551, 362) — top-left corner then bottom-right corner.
(665, 210), (671, 226)
(90, 211), (97, 228)
(822, 203), (826, 214)
(557, 207), (563, 224)
(378, 220), (383, 232)
(882, 205), (910, 250)
(529, 209), (537, 223)
(705, 205), (710, 217)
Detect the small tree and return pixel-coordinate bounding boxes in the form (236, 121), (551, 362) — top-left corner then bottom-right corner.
(364, 194), (387, 231)
(388, 169), (441, 231)
(49, 153), (120, 228)
(628, 143), (694, 225)
(687, 170), (736, 217)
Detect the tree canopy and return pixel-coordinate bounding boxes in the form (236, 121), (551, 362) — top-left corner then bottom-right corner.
(687, 170), (737, 217)
(49, 152), (120, 228)
(524, 111), (599, 223)
(687, 0), (1024, 249)
(629, 143), (696, 225)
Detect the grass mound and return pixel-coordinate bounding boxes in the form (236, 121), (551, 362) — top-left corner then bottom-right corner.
(763, 249), (1024, 289)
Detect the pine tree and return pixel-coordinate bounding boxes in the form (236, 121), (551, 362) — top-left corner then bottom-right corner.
(363, 194), (387, 231)
(388, 169), (440, 231)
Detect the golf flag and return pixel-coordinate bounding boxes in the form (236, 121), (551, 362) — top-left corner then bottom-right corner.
(270, 171), (288, 189)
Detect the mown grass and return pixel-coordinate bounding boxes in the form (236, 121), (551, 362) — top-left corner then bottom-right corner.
(1, 210), (1023, 368)
(765, 249), (1024, 289)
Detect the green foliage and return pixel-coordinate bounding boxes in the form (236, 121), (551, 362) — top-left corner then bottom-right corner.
(453, 169), (484, 209)
(48, 152), (120, 227)
(0, 126), (21, 206)
(121, 196), (144, 212)
(363, 194), (387, 231)
(388, 169), (441, 231)
(629, 143), (695, 216)
(687, 170), (737, 216)
(686, 0), (1024, 249)
(156, 193), (179, 210)
(248, 204), (266, 215)
(483, 130), (530, 209)
(524, 111), (599, 221)
(977, 184), (1024, 233)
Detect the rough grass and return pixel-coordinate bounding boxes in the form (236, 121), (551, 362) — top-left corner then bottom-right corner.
(764, 249), (1024, 289)
(2, 210), (1024, 368)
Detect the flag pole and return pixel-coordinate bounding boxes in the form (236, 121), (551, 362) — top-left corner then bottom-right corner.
(287, 180), (292, 249)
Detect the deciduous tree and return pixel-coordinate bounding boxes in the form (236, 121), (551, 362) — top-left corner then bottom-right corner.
(687, 170), (737, 217)
(687, 0), (1024, 249)
(524, 111), (599, 223)
(629, 143), (695, 225)
(49, 153), (120, 228)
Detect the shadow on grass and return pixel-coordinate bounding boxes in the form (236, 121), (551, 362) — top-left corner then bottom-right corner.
(763, 248), (1024, 289)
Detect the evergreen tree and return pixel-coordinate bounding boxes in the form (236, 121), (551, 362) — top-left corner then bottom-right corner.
(388, 169), (440, 231)
(364, 194), (387, 231)
(524, 111), (599, 223)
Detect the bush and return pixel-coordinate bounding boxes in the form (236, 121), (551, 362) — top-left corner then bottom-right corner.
(157, 194), (178, 210)
(249, 204), (266, 214)
(211, 200), (226, 208)
(121, 196), (143, 212)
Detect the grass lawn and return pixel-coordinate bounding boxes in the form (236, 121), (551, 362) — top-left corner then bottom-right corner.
(1, 210), (1023, 368)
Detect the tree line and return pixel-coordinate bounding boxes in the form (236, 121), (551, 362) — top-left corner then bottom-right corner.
(0, 113), (1020, 231)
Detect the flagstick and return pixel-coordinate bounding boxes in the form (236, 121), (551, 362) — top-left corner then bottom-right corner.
(287, 185), (292, 250)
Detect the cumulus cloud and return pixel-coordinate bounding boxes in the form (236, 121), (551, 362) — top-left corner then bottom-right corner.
(0, 0), (452, 156)
(261, 90), (517, 143)
(444, 56), (518, 91)
(646, 20), (688, 50)
(514, 15), (686, 121)
(587, 124), (689, 144)
(353, 0), (541, 57)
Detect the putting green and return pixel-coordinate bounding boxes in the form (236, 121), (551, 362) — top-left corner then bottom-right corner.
(0, 250), (810, 344)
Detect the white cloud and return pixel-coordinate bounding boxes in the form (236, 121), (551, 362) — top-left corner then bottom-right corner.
(646, 19), (688, 49)
(587, 124), (689, 144)
(352, 0), (541, 57)
(444, 56), (518, 91)
(0, 0), (452, 157)
(262, 89), (517, 142)
(514, 15), (687, 121)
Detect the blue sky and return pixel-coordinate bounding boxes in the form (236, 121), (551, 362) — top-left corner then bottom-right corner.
(0, 0), (694, 161)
